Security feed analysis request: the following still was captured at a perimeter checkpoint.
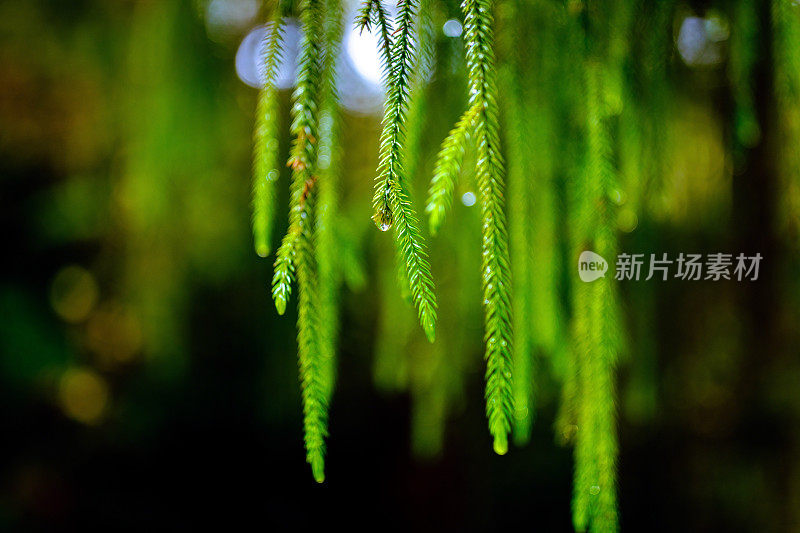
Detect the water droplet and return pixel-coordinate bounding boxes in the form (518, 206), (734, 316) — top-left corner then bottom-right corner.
(372, 205), (393, 232)
(590, 485), (601, 495)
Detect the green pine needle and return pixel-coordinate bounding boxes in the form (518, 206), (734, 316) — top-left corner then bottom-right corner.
(390, 180), (438, 341)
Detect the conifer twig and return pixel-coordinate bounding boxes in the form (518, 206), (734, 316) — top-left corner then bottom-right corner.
(295, 192), (327, 483)
(367, 0), (438, 342)
(461, 0), (514, 455)
(426, 103), (480, 235)
(501, 42), (534, 446)
(571, 61), (621, 533)
(356, 0), (393, 70)
(271, 0), (329, 483)
(272, 0), (325, 315)
(316, 0), (344, 401)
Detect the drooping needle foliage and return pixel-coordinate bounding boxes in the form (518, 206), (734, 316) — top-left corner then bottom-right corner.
(569, 61), (622, 533)
(256, 0), (344, 483)
(459, 0), (515, 455)
(421, 0), (514, 456)
(10, 0), (800, 528)
(316, 0), (345, 403)
(362, 0), (439, 343)
(248, 0), (793, 530)
(426, 102), (479, 235)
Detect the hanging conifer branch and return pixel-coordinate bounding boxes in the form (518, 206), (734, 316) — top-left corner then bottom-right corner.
(357, 0), (410, 307)
(247, 0), (642, 503)
(316, 109), (340, 401)
(316, 0), (344, 401)
(497, 0), (534, 445)
(461, 0), (514, 455)
(426, 103), (480, 235)
(366, 0), (438, 342)
(252, 12), (285, 258)
(272, 0), (325, 316)
(571, 61), (621, 533)
(397, 0), (436, 304)
(294, 186), (327, 483)
(394, 0), (435, 305)
(356, 0), (393, 68)
(269, 0), (330, 483)
(272, 233), (296, 315)
(558, 47), (594, 450)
